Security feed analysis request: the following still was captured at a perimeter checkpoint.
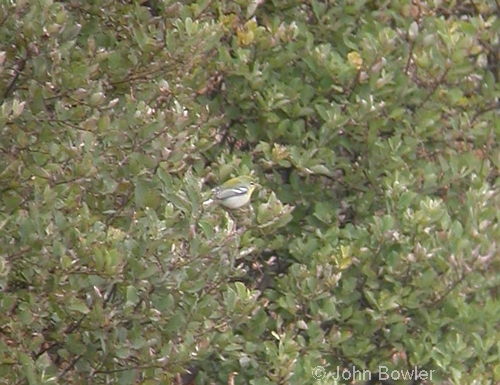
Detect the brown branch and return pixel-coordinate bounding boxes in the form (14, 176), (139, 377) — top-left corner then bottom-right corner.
(2, 57), (26, 101)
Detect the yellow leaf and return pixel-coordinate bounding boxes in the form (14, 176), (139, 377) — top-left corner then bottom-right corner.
(347, 51), (363, 70)
(237, 29), (254, 46)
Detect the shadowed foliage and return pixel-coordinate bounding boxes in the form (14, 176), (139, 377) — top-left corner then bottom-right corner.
(1, 0), (500, 384)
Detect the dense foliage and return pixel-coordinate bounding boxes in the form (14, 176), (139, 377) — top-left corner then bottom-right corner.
(1, 0), (500, 384)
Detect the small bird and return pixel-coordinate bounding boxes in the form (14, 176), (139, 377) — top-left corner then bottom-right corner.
(213, 175), (257, 209)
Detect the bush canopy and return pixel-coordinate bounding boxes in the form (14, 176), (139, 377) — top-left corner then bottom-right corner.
(1, 0), (500, 384)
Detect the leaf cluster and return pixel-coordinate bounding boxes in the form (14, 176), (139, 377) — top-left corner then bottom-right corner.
(1, 0), (500, 384)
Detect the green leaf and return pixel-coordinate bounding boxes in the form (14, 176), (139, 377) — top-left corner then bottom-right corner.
(18, 352), (37, 385)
